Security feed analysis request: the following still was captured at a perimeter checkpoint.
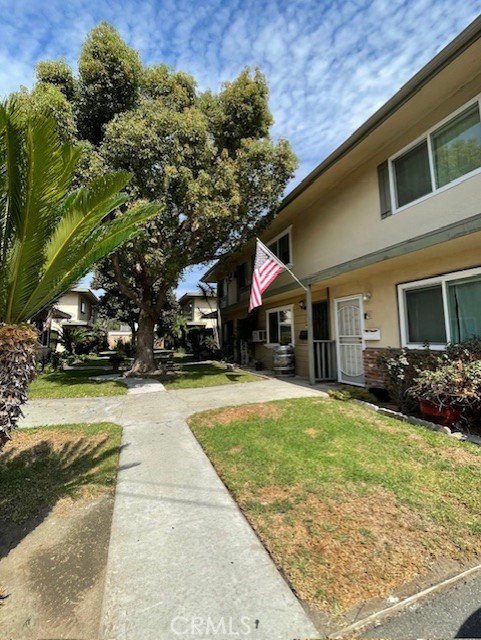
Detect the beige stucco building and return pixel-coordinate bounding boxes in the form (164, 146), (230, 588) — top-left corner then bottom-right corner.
(179, 291), (218, 331)
(203, 17), (481, 388)
(38, 288), (99, 348)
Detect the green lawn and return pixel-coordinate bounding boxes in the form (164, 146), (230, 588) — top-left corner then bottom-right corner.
(29, 369), (127, 399)
(163, 362), (261, 389)
(0, 422), (122, 522)
(189, 397), (481, 615)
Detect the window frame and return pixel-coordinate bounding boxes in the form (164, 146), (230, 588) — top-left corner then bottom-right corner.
(398, 266), (481, 349)
(266, 304), (295, 347)
(266, 226), (293, 267)
(388, 95), (481, 213)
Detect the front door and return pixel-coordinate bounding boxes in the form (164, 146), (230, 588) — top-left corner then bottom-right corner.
(335, 295), (364, 386)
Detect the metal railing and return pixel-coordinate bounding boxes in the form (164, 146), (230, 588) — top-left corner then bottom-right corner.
(313, 340), (336, 381)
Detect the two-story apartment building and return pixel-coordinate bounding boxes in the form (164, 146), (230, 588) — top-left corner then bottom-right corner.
(203, 16), (481, 389)
(178, 291), (218, 331)
(37, 287), (99, 348)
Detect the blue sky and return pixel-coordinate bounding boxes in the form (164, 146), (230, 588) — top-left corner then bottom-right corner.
(1, 0), (480, 294)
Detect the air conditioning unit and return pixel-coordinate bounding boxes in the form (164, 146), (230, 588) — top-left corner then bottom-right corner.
(251, 330), (267, 342)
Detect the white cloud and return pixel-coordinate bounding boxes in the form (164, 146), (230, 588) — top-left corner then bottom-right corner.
(0, 0), (480, 184)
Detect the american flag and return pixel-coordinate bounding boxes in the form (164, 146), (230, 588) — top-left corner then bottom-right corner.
(249, 239), (284, 312)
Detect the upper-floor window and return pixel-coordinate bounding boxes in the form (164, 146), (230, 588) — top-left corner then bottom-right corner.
(236, 261), (252, 289)
(379, 97), (481, 215)
(80, 299), (86, 314)
(398, 267), (481, 348)
(267, 228), (292, 265)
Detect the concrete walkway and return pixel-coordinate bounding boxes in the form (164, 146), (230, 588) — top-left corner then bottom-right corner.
(21, 377), (325, 640)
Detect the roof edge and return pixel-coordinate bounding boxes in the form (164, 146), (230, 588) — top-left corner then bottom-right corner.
(278, 15), (481, 213)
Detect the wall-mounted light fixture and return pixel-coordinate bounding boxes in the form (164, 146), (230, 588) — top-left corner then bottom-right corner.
(363, 292), (372, 302)
(298, 300), (306, 310)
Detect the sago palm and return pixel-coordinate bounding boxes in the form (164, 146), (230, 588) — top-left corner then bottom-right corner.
(0, 101), (159, 446)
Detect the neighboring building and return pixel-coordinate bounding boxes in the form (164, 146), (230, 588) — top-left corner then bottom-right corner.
(203, 17), (481, 388)
(36, 287), (99, 348)
(178, 291), (218, 331)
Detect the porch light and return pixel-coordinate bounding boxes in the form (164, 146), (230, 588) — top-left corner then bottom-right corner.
(363, 292), (372, 302)
(298, 300), (306, 309)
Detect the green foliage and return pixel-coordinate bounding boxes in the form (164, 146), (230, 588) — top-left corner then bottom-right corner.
(377, 347), (438, 413)
(328, 386), (378, 404)
(445, 336), (481, 361)
(36, 58), (76, 101)
(0, 101), (159, 324)
(12, 83), (77, 142)
(22, 22), (297, 373)
(77, 21), (142, 144)
(214, 68), (273, 153)
(60, 324), (108, 355)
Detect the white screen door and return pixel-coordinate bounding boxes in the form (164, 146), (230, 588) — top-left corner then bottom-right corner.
(335, 295), (365, 386)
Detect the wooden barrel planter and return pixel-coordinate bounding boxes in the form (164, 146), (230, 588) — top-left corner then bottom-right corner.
(273, 345), (295, 377)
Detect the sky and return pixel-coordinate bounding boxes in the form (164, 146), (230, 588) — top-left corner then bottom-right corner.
(1, 0), (480, 294)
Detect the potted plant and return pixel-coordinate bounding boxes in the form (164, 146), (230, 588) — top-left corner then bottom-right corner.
(410, 359), (481, 426)
(109, 352), (124, 372)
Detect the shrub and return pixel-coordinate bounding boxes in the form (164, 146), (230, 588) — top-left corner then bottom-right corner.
(445, 336), (481, 362)
(410, 359), (481, 426)
(377, 347), (438, 413)
(328, 386), (378, 404)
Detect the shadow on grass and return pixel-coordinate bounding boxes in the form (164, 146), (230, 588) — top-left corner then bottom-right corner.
(0, 436), (128, 559)
(35, 370), (124, 388)
(167, 364), (248, 384)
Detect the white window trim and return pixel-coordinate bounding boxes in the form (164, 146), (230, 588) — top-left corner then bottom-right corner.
(266, 304), (295, 347)
(398, 266), (481, 349)
(266, 225), (293, 267)
(388, 94), (481, 214)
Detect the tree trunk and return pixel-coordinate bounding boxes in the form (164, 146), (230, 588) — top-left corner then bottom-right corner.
(126, 310), (156, 376)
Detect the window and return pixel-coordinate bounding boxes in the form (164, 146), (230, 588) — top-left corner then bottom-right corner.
(383, 98), (481, 213)
(398, 268), (481, 348)
(236, 261), (251, 289)
(432, 103), (481, 188)
(393, 141), (432, 207)
(266, 306), (294, 345)
(267, 228), (292, 265)
(80, 299), (86, 314)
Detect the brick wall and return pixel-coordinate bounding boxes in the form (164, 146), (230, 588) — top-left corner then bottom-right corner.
(363, 348), (389, 389)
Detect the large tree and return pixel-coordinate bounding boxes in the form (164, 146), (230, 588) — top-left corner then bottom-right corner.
(0, 101), (159, 446)
(19, 22), (297, 374)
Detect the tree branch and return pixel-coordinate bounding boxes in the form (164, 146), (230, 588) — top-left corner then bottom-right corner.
(111, 253), (145, 309)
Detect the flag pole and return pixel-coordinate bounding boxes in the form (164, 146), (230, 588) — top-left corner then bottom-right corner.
(257, 239), (307, 291)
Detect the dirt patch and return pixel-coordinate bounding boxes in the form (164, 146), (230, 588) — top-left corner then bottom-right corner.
(191, 403), (284, 428)
(304, 428), (319, 438)
(0, 495), (114, 639)
(5, 429), (109, 457)
(239, 484), (480, 615)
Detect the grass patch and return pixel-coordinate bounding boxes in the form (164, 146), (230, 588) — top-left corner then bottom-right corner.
(189, 397), (481, 614)
(29, 369), (127, 399)
(163, 362), (261, 389)
(0, 423), (122, 522)
(70, 356), (112, 367)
